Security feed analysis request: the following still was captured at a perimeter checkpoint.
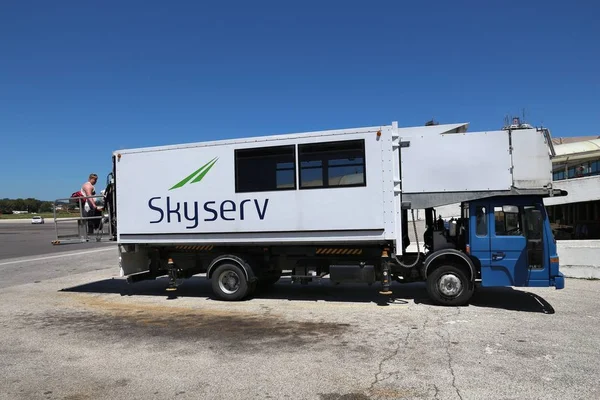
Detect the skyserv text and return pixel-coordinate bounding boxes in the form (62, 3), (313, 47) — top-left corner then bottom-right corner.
(148, 197), (269, 229)
(147, 157), (269, 228)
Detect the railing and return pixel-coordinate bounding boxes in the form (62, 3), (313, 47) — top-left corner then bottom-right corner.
(553, 163), (600, 181)
(51, 194), (114, 245)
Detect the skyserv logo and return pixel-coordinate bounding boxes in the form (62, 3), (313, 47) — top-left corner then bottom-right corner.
(169, 157), (219, 190)
(147, 156), (269, 229)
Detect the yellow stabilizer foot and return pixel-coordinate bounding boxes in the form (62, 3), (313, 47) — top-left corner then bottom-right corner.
(166, 287), (177, 292)
(379, 290), (393, 295)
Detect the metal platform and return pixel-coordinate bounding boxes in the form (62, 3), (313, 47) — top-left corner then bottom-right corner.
(51, 194), (115, 245)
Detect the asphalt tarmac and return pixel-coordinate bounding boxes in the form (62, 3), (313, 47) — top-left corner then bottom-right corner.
(0, 221), (114, 260)
(1, 249), (598, 400)
(0, 222), (598, 399)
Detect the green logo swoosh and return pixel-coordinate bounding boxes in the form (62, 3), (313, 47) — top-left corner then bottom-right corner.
(169, 157), (219, 190)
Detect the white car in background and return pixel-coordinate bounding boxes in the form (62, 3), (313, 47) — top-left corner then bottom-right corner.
(31, 216), (44, 224)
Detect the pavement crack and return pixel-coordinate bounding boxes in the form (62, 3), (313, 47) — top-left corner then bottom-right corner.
(447, 344), (463, 400)
(422, 313), (430, 331)
(433, 384), (440, 399)
(367, 329), (409, 394)
(404, 327), (411, 347)
(437, 329), (463, 400)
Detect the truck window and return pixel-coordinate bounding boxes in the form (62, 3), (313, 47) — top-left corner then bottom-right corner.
(299, 139), (366, 189)
(523, 206), (543, 240)
(494, 206), (522, 236)
(475, 206), (487, 236)
(235, 145), (296, 193)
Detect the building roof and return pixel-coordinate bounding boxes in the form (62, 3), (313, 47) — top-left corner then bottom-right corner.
(552, 137), (600, 163)
(552, 135), (600, 145)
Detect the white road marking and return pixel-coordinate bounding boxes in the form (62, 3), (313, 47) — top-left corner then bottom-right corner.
(0, 247), (115, 267)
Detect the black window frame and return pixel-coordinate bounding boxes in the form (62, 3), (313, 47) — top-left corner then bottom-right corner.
(475, 206), (488, 237)
(298, 139), (367, 190)
(234, 144), (297, 193)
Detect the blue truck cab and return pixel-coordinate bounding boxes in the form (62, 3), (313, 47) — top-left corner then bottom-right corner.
(412, 194), (564, 306)
(468, 195), (564, 290)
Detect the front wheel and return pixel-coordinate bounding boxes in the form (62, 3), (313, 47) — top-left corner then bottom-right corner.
(211, 263), (249, 301)
(426, 264), (474, 306)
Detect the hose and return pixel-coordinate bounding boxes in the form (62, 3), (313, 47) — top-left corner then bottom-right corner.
(393, 209), (421, 268)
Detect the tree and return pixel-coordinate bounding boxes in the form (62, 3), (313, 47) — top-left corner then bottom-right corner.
(24, 198), (42, 213)
(0, 198), (50, 214)
(0, 199), (12, 214)
(40, 202), (54, 213)
(13, 198), (25, 212)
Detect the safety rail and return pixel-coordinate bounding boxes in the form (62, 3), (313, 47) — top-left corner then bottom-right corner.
(51, 194), (114, 245)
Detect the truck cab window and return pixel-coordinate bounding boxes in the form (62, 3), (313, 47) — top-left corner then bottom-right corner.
(523, 206), (543, 240)
(494, 205), (522, 236)
(299, 139), (366, 189)
(235, 145), (296, 193)
(476, 206), (487, 236)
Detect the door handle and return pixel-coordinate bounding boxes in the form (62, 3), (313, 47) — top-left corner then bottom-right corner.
(492, 252), (505, 261)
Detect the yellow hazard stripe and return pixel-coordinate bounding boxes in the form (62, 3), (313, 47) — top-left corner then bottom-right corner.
(316, 248), (363, 255)
(175, 245), (214, 251)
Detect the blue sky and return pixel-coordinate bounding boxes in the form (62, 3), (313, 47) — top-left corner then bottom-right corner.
(1, 0), (598, 200)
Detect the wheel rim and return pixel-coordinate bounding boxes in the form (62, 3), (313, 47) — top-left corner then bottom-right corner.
(218, 270), (241, 295)
(438, 273), (463, 298)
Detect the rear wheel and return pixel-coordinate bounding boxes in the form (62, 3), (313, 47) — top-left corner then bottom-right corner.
(211, 263), (249, 301)
(426, 264), (473, 306)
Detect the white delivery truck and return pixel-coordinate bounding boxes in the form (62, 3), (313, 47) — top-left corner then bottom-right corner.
(100, 121), (566, 305)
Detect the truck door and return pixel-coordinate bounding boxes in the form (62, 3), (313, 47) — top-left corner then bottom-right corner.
(469, 202), (492, 280)
(470, 199), (550, 287)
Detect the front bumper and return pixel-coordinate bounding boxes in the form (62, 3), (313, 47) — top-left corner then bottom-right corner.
(553, 272), (565, 290)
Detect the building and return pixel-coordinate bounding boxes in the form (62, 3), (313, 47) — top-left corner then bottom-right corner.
(544, 136), (600, 239)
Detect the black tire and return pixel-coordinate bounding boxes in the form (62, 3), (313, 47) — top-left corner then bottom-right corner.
(211, 263), (249, 301)
(426, 264), (474, 306)
(248, 280), (258, 296)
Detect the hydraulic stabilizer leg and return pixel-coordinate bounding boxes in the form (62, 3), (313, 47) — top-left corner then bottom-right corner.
(379, 248), (393, 295)
(166, 258), (178, 292)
